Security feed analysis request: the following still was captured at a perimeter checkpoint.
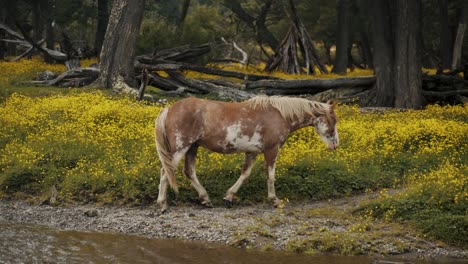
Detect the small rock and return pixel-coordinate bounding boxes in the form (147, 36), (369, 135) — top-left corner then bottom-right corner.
(188, 213), (195, 217)
(84, 209), (98, 217)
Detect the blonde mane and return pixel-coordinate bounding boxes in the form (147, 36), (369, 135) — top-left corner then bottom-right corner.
(245, 96), (332, 121)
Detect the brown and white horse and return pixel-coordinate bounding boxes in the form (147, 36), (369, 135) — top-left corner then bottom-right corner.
(155, 96), (339, 212)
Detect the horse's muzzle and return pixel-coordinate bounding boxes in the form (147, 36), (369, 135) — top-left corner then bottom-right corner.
(327, 144), (338, 150)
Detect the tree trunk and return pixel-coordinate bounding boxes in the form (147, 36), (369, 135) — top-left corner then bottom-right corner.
(439, 0), (452, 69)
(45, 0), (55, 63)
(95, 0), (109, 57)
(92, 0), (146, 94)
(0, 1), (17, 58)
(370, 0), (394, 107)
(32, 0), (44, 42)
(394, 0), (423, 108)
(351, 0), (373, 68)
(176, 0), (191, 28)
(359, 31), (373, 68)
(451, 1), (468, 70)
(332, 0), (349, 74)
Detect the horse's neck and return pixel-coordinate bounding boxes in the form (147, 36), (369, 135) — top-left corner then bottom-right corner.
(287, 115), (315, 132)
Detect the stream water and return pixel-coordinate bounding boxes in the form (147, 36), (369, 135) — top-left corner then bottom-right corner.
(0, 221), (465, 264)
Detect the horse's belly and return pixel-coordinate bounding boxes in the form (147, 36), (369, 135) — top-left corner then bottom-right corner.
(200, 139), (263, 154)
(199, 130), (264, 154)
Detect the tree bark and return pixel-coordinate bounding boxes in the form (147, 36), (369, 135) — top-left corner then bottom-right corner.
(370, 0), (395, 106)
(245, 76), (375, 91)
(176, 0), (191, 28)
(92, 0), (146, 94)
(0, 1), (17, 58)
(439, 0), (452, 69)
(451, 1), (468, 70)
(32, 0), (44, 42)
(394, 0), (424, 108)
(95, 0), (109, 57)
(45, 0), (55, 64)
(332, 0), (350, 74)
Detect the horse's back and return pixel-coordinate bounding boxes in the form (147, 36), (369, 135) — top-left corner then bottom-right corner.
(165, 97), (288, 154)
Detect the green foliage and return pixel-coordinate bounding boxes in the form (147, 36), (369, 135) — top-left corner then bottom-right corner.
(137, 3), (235, 54)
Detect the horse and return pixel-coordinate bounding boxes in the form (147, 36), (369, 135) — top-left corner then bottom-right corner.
(154, 96), (339, 212)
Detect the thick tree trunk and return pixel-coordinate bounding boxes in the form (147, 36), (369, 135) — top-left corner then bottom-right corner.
(95, 0), (109, 57)
(370, 0), (394, 106)
(332, 0), (350, 74)
(394, 0), (424, 108)
(439, 0), (453, 69)
(92, 0), (145, 94)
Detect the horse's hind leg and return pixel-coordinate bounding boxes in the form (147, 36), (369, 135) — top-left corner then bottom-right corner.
(264, 147), (280, 207)
(157, 148), (187, 213)
(223, 152), (257, 207)
(183, 145), (212, 207)
(157, 168), (169, 212)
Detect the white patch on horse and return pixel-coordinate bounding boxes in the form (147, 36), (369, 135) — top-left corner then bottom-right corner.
(333, 127), (339, 145)
(175, 130), (184, 150)
(315, 121), (332, 146)
(172, 146), (189, 165)
(224, 122), (263, 152)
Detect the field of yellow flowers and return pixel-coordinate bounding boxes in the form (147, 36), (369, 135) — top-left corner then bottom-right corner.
(0, 58), (467, 245)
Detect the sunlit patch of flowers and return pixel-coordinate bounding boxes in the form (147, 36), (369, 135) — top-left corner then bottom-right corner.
(0, 57), (66, 85)
(0, 92), (466, 207)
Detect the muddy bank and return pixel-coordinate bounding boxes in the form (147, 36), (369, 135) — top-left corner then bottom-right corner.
(0, 193), (466, 260)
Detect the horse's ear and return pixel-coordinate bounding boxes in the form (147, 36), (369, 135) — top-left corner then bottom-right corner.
(327, 100), (338, 109)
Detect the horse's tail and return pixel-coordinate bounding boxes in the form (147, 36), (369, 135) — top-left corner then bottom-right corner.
(155, 108), (178, 194)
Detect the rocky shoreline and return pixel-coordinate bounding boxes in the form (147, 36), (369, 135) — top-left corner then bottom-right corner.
(0, 193), (466, 260)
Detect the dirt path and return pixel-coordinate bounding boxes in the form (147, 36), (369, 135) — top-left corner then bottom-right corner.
(0, 193), (466, 259)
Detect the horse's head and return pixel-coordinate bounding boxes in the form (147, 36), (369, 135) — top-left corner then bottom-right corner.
(313, 101), (339, 150)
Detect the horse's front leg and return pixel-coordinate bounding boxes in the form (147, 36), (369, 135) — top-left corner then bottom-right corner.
(264, 146), (280, 207)
(223, 152), (257, 207)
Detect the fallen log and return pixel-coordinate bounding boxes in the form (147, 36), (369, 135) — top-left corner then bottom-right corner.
(46, 68), (99, 86)
(136, 43), (212, 64)
(166, 71), (253, 101)
(423, 89), (468, 98)
(0, 22), (24, 40)
(8, 39), (45, 62)
(308, 87), (369, 103)
(135, 61), (280, 81)
(147, 72), (183, 91)
(245, 76), (376, 95)
(423, 90), (468, 104)
(422, 74), (468, 91)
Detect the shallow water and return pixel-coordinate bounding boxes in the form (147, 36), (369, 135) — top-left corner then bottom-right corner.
(0, 221), (464, 264)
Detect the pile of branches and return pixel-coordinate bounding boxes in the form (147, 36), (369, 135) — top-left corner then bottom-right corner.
(5, 34), (465, 104)
(30, 43), (467, 104)
(0, 22), (67, 62)
(423, 66), (468, 104)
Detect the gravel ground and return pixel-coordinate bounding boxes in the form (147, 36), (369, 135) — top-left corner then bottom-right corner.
(0, 193), (466, 260)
